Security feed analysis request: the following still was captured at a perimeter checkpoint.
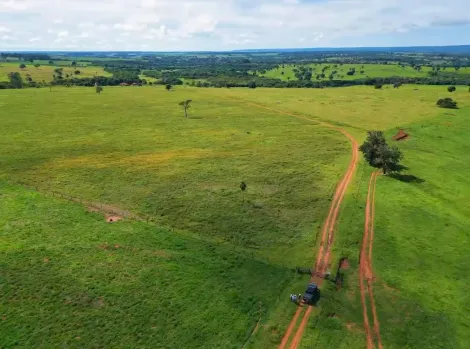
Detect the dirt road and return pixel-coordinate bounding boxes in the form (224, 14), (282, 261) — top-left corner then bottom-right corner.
(215, 96), (359, 349)
(360, 172), (383, 349)
(219, 95), (361, 349)
(283, 133), (358, 349)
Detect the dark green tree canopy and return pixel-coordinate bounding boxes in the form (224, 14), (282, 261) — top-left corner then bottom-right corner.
(8, 72), (24, 89)
(436, 98), (457, 109)
(359, 131), (403, 174)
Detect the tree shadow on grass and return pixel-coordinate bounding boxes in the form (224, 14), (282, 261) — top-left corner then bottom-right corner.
(389, 173), (425, 184)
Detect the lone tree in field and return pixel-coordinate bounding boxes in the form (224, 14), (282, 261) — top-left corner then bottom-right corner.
(165, 84), (172, 91)
(359, 131), (386, 165)
(178, 99), (192, 118)
(436, 98), (457, 109)
(19, 63), (26, 69)
(95, 82), (103, 94)
(34, 64), (40, 69)
(447, 86), (456, 93)
(359, 131), (403, 174)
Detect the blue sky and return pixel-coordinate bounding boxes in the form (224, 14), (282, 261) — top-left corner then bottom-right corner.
(0, 0), (469, 51)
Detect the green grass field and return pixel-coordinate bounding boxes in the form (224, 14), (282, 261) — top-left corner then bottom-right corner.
(0, 62), (111, 82)
(220, 85), (470, 348)
(0, 86), (350, 348)
(260, 63), (470, 81)
(1, 84), (469, 348)
(0, 181), (294, 349)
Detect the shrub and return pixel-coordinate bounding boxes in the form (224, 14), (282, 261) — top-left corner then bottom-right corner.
(436, 98), (457, 109)
(374, 83), (383, 89)
(447, 86), (456, 93)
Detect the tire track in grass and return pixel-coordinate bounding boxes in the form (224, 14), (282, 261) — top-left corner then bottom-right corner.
(218, 95), (359, 349)
(278, 307), (304, 349)
(360, 172), (383, 349)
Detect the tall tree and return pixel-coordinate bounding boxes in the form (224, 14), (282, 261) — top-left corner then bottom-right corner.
(8, 72), (24, 89)
(373, 144), (403, 174)
(360, 131), (403, 174)
(359, 131), (387, 165)
(95, 82), (103, 94)
(178, 100), (192, 118)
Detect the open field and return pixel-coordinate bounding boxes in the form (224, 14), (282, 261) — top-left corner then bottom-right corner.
(190, 85), (470, 348)
(0, 86), (353, 348)
(0, 181), (294, 349)
(298, 106), (470, 349)
(260, 63), (470, 81)
(0, 87), (350, 263)
(0, 62), (111, 82)
(1, 84), (470, 348)
(208, 85), (470, 135)
(226, 85), (470, 348)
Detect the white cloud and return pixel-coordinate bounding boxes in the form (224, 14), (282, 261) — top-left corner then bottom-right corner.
(0, 0), (29, 11)
(0, 0), (469, 50)
(1, 35), (15, 40)
(29, 37), (42, 42)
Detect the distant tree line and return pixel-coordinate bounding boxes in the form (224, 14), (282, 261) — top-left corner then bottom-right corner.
(0, 53), (52, 61)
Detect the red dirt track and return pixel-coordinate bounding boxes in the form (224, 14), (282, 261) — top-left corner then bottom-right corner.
(360, 172), (383, 349)
(219, 95), (368, 349)
(218, 96), (359, 349)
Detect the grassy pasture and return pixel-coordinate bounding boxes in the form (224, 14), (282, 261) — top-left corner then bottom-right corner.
(2, 84), (470, 348)
(0, 62), (111, 82)
(302, 103), (470, 349)
(209, 85), (469, 136)
(0, 181), (295, 349)
(0, 86), (351, 348)
(0, 86), (350, 266)
(221, 85), (470, 348)
(260, 63), (470, 81)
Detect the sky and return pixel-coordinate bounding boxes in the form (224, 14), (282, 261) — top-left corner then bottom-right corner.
(0, 0), (470, 51)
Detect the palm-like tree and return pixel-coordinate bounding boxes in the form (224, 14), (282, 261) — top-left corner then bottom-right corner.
(178, 100), (192, 118)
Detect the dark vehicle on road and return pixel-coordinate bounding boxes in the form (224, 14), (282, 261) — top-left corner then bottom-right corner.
(303, 282), (320, 305)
